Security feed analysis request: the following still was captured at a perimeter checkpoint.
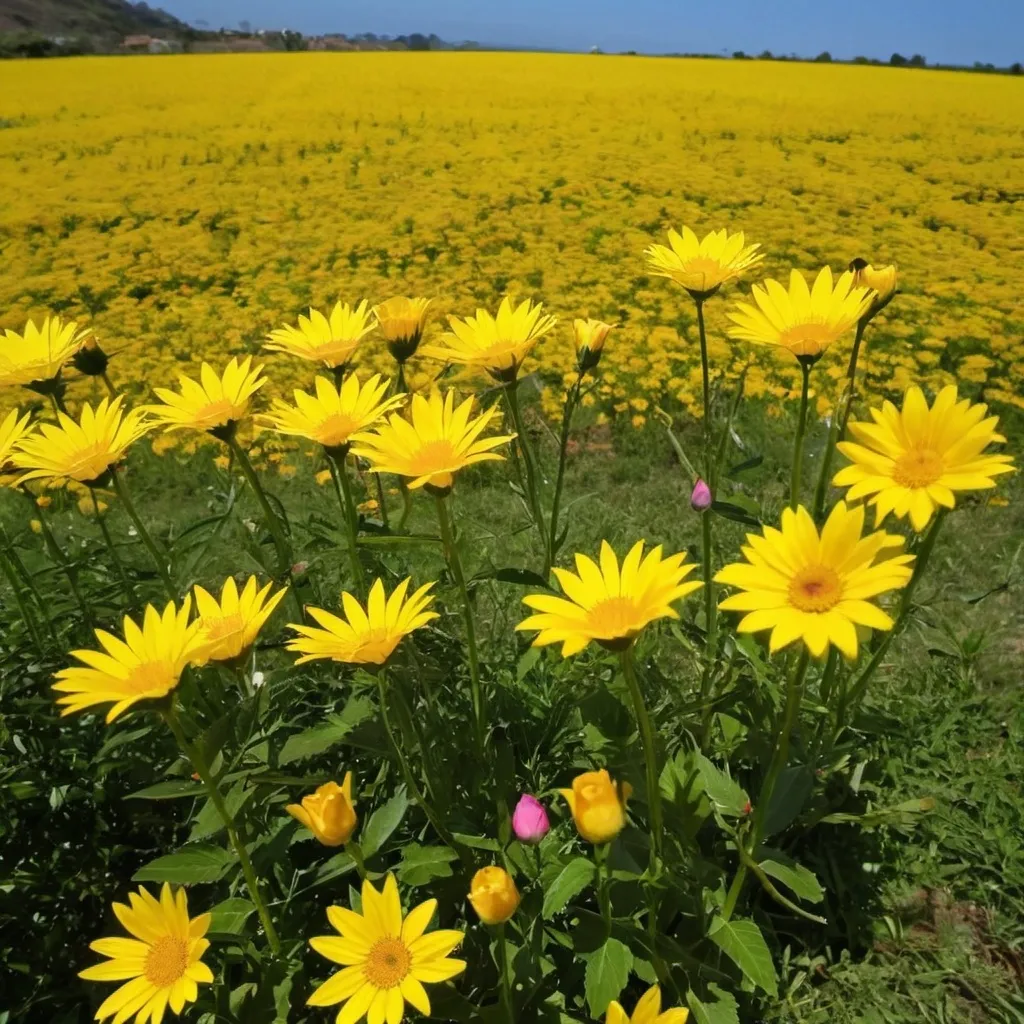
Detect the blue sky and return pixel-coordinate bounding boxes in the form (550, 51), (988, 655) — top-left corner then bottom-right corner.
(158, 0), (1024, 66)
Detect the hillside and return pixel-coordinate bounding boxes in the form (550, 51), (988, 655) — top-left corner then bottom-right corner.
(0, 0), (188, 39)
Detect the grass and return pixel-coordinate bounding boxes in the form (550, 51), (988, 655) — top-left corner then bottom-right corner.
(1, 385), (1021, 1022)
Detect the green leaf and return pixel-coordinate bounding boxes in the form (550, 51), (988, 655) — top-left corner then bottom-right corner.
(707, 917), (778, 997)
(398, 844), (459, 886)
(762, 765), (813, 836)
(207, 897), (256, 935)
(134, 845), (234, 884)
(279, 696), (374, 765)
(125, 780), (202, 800)
(583, 937), (633, 1017)
(542, 857), (595, 918)
(724, 454), (764, 478)
(759, 856), (824, 904)
(687, 986), (741, 1024)
(491, 567), (553, 589)
(360, 787), (409, 858)
(696, 753), (749, 817)
(711, 500), (761, 527)
(451, 833), (501, 851)
(190, 781), (252, 842)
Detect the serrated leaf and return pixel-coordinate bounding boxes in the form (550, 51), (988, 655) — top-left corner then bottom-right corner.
(707, 917), (777, 996)
(696, 753), (749, 817)
(207, 897), (256, 935)
(279, 696), (375, 765)
(398, 844), (459, 886)
(360, 787), (409, 858)
(125, 780), (202, 800)
(134, 845), (234, 884)
(542, 857), (595, 918)
(759, 858), (824, 904)
(687, 986), (741, 1024)
(583, 938), (632, 1016)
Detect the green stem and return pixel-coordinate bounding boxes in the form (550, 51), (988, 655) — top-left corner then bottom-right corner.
(596, 844), (613, 937)
(695, 298), (712, 481)
(789, 362), (812, 510)
(0, 546), (46, 652)
(838, 319), (868, 442)
(328, 452), (366, 595)
(346, 840), (368, 880)
(546, 374), (583, 574)
(111, 471), (176, 601)
(227, 436), (292, 574)
(434, 495), (485, 756)
(375, 669), (467, 861)
(0, 520), (53, 635)
(163, 706), (280, 954)
(842, 510), (947, 717)
(101, 372), (118, 399)
(496, 923), (514, 1024)
(722, 649), (810, 920)
(91, 491), (133, 602)
(32, 502), (93, 628)
(619, 648), (663, 868)
(374, 474), (391, 530)
(698, 507), (718, 747)
(395, 362), (407, 396)
(504, 380), (550, 567)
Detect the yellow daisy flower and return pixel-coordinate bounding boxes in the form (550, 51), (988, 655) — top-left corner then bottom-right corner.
(606, 984), (690, 1024)
(0, 314), (90, 390)
(53, 598), (207, 722)
(79, 883), (213, 1024)
(517, 540), (702, 656)
(146, 357), (266, 438)
(423, 296), (557, 381)
(258, 372), (405, 455)
(192, 575), (288, 666)
(287, 576), (437, 666)
(573, 318), (614, 374)
(307, 874), (466, 1024)
(714, 502), (915, 660)
(349, 389), (514, 494)
(0, 407), (32, 471)
(265, 300), (375, 370)
(726, 267), (874, 363)
(373, 296), (433, 363)
(645, 226), (763, 300)
(834, 384), (1015, 532)
(12, 396), (150, 487)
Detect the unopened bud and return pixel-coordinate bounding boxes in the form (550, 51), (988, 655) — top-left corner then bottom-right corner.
(690, 479), (712, 511)
(72, 336), (110, 377)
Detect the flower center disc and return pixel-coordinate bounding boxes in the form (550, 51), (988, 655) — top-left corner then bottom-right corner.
(67, 441), (116, 482)
(789, 565), (842, 613)
(355, 626), (399, 663)
(893, 448), (943, 488)
(589, 596), (639, 638)
(204, 612), (246, 646)
(679, 256), (725, 287)
(364, 937), (411, 989)
(778, 321), (833, 357)
(412, 439), (458, 473)
(126, 660), (179, 697)
(194, 398), (239, 428)
(318, 413), (359, 447)
(144, 935), (189, 987)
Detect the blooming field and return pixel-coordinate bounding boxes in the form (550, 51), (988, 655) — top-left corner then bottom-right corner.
(1, 52), (1023, 431)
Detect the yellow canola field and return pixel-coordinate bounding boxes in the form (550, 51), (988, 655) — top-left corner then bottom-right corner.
(1, 52), (1022, 434)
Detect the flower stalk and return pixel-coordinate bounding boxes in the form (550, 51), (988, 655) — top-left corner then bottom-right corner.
(504, 380), (550, 569)
(789, 362), (812, 510)
(90, 489), (133, 601)
(111, 471), (176, 601)
(327, 452), (366, 595)
(546, 372), (584, 574)
(496, 923), (515, 1024)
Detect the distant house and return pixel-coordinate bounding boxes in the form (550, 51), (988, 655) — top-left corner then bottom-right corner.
(120, 35), (179, 54)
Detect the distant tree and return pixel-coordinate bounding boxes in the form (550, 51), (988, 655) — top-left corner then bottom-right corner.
(731, 50), (748, 59)
(852, 55), (870, 64)
(758, 49), (773, 59)
(1011, 62), (1022, 74)
(890, 52), (908, 66)
(407, 33), (430, 50)
(814, 51), (832, 62)
(908, 53), (926, 67)
(281, 29), (306, 50)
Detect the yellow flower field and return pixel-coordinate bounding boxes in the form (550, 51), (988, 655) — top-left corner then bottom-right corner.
(1, 52), (1022, 432)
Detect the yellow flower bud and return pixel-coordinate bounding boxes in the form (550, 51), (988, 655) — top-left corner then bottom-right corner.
(573, 318), (614, 374)
(849, 259), (897, 319)
(77, 494), (108, 517)
(559, 769), (632, 844)
(285, 772), (357, 847)
(469, 866), (520, 925)
(35, 495), (53, 509)
(30, 519), (43, 534)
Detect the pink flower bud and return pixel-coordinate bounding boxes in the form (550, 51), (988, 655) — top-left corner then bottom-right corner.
(512, 794), (550, 844)
(690, 478), (712, 511)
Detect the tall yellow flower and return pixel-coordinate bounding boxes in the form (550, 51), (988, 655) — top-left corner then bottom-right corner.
(606, 984), (690, 1024)
(714, 502), (914, 659)
(258, 372), (405, 456)
(287, 772), (358, 846)
(192, 575), (288, 666)
(517, 540), (702, 656)
(12, 396), (150, 487)
(287, 576), (437, 666)
(266, 300), (375, 370)
(0, 408), (32, 472)
(53, 598), (207, 722)
(350, 389), (514, 494)
(645, 226), (763, 300)
(423, 296), (557, 381)
(834, 385), (1014, 532)
(79, 883), (213, 1024)
(147, 357), (266, 438)
(573, 318), (614, 374)
(0, 315), (90, 390)
(307, 874), (465, 1024)
(726, 267), (874, 364)
(374, 296), (433, 363)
